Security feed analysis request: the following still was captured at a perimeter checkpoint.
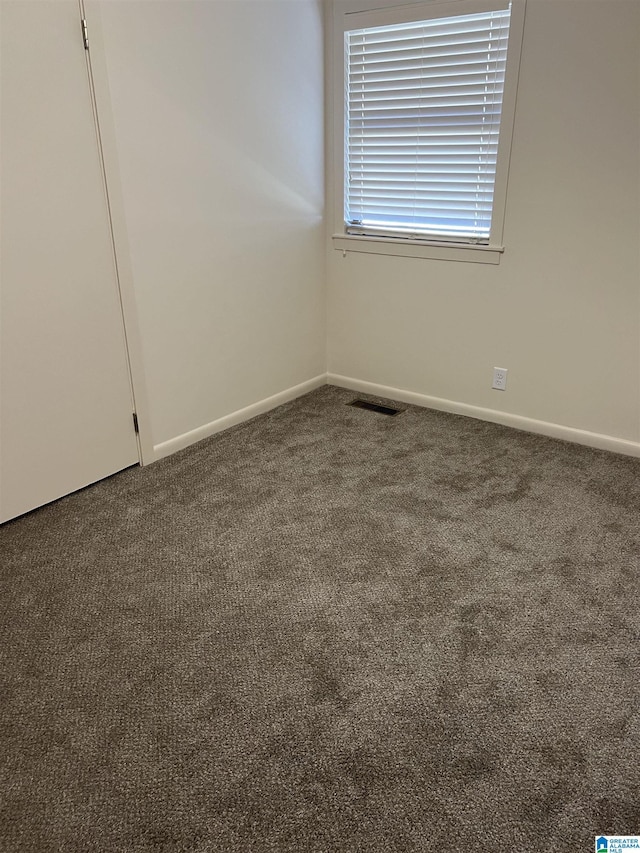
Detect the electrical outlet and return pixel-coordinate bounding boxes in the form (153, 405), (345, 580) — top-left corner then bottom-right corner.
(492, 367), (508, 390)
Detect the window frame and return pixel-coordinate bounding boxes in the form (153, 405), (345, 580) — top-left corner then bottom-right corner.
(330, 0), (526, 264)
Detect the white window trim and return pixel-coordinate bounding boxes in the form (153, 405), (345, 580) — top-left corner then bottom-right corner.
(330, 0), (526, 264)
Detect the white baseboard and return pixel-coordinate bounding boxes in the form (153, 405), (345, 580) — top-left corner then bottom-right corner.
(328, 373), (640, 458)
(153, 374), (327, 461)
(152, 372), (640, 462)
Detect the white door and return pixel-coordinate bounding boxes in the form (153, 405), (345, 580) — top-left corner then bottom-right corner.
(0, 0), (140, 523)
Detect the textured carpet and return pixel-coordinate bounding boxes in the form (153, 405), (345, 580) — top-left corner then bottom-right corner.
(1, 384), (639, 852)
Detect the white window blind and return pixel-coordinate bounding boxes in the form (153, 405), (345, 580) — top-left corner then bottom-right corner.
(345, 5), (512, 244)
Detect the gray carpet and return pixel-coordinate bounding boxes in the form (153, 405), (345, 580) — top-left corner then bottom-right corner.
(1, 384), (639, 852)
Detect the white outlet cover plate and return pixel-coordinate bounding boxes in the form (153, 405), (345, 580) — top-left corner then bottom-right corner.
(492, 367), (508, 390)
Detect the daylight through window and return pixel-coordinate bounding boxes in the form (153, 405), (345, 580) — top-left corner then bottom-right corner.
(344, 3), (513, 245)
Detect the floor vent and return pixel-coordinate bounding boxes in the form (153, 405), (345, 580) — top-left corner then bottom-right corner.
(348, 399), (404, 416)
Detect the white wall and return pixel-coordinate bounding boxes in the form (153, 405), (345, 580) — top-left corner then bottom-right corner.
(326, 0), (640, 446)
(97, 0), (326, 452)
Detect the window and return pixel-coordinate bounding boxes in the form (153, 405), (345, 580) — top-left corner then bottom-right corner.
(332, 0), (526, 263)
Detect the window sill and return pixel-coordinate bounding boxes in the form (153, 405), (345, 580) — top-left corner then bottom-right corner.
(332, 234), (504, 265)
